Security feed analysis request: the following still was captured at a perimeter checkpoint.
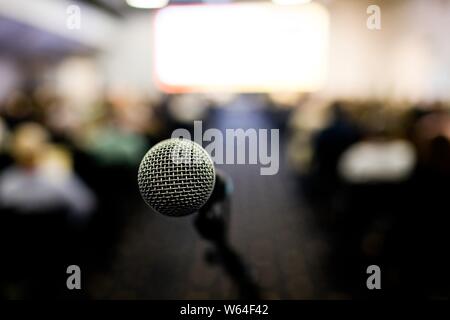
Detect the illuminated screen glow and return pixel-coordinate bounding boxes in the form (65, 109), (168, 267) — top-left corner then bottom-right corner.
(153, 3), (329, 93)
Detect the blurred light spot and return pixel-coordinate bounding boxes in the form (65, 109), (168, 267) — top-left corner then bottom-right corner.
(154, 3), (329, 93)
(272, 0), (312, 5)
(338, 140), (416, 183)
(126, 0), (169, 9)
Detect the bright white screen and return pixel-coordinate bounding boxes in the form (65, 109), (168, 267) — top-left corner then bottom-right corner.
(153, 3), (329, 93)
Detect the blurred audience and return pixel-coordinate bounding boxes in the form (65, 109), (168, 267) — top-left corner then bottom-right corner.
(0, 123), (95, 219)
(288, 98), (449, 299)
(0, 72), (168, 299)
(0, 64), (448, 299)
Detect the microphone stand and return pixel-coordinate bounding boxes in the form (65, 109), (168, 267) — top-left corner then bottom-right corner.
(194, 171), (260, 299)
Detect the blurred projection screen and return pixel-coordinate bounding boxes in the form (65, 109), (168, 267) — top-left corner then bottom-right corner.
(153, 3), (329, 93)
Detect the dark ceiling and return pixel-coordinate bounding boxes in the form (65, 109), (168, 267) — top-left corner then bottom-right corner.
(0, 15), (91, 59)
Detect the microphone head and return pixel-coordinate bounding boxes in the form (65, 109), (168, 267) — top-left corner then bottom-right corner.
(138, 138), (216, 217)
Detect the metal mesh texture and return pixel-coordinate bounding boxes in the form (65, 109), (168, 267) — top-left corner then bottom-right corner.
(138, 138), (216, 217)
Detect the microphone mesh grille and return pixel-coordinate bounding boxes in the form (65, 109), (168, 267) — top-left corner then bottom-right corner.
(138, 138), (215, 216)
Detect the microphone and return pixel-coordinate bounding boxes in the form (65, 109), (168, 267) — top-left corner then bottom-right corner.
(137, 138), (216, 217)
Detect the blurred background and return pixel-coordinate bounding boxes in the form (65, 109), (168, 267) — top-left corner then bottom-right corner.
(0, 0), (448, 299)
